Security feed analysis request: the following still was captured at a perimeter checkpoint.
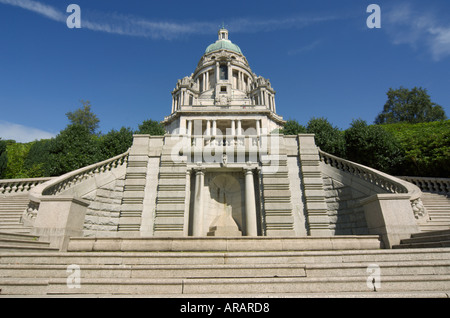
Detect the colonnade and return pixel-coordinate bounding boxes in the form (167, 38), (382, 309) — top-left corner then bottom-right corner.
(186, 119), (262, 136)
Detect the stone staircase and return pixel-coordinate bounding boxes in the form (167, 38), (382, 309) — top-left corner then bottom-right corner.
(394, 229), (450, 249)
(0, 232), (58, 253)
(0, 238), (449, 297)
(0, 195), (32, 234)
(419, 192), (450, 232)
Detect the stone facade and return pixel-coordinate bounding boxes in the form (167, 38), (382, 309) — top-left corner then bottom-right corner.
(4, 28), (433, 250)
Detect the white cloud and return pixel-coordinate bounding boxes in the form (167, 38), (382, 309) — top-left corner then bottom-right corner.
(287, 40), (322, 56)
(0, 0), (65, 22)
(0, 121), (56, 143)
(0, 0), (338, 39)
(384, 3), (450, 61)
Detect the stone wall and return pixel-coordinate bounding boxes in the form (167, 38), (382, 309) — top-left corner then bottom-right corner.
(322, 176), (369, 235)
(82, 176), (125, 237)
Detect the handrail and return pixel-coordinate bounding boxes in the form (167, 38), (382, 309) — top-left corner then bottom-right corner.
(0, 177), (53, 195)
(318, 149), (411, 194)
(318, 149), (426, 219)
(29, 150), (130, 198)
(398, 176), (450, 194)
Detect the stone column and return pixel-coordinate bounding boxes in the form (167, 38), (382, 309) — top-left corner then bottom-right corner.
(231, 120), (236, 136)
(212, 120), (217, 136)
(192, 169), (205, 236)
(244, 168), (258, 236)
(206, 120), (211, 136)
(206, 71), (209, 90)
(237, 120), (242, 136)
(187, 120), (192, 136)
(203, 73), (206, 91)
(256, 119), (261, 136)
(216, 62), (220, 83)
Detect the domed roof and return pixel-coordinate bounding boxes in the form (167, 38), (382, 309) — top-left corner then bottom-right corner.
(205, 40), (242, 55)
(205, 28), (243, 55)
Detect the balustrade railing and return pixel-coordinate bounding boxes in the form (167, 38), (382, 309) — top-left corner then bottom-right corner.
(38, 150), (130, 196)
(0, 177), (53, 195)
(318, 150), (409, 194)
(318, 149), (429, 220)
(190, 135), (261, 148)
(398, 176), (450, 194)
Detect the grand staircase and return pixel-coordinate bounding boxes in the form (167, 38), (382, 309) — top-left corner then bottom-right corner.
(419, 192), (450, 232)
(0, 195), (32, 234)
(0, 184), (449, 297)
(0, 245), (449, 297)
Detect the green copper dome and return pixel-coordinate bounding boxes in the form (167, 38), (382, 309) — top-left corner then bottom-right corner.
(205, 39), (243, 55)
(205, 28), (243, 55)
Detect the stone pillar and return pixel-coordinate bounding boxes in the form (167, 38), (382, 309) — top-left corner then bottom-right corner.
(231, 120), (236, 136)
(206, 71), (209, 90)
(187, 120), (192, 136)
(244, 168), (258, 236)
(216, 62), (220, 83)
(192, 169), (205, 236)
(237, 120), (242, 135)
(256, 120), (261, 136)
(206, 120), (211, 136)
(212, 120), (217, 136)
(203, 73), (206, 91)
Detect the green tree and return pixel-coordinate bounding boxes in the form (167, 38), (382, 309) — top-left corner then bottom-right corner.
(281, 119), (307, 135)
(66, 100), (100, 134)
(306, 117), (346, 157)
(344, 119), (404, 174)
(4, 142), (34, 179)
(48, 124), (101, 176)
(98, 127), (134, 160)
(381, 120), (450, 177)
(0, 138), (8, 179)
(23, 139), (53, 177)
(375, 87), (447, 124)
(137, 119), (165, 135)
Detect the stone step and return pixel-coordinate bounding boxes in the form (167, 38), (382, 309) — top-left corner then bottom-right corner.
(2, 249), (450, 266)
(1, 260), (449, 280)
(411, 229), (450, 238)
(394, 229), (450, 249)
(66, 236), (383, 252)
(0, 232), (57, 252)
(0, 232), (40, 242)
(0, 263), (307, 279)
(2, 274), (450, 296)
(1, 247), (449, 296)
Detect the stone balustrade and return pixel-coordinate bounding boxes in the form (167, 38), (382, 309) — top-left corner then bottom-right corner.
(318, 149), (428, 223)
(398, 176), (450, 194)
(318, 150), (409, 194)
(0, 177), (53, 195)
(35, 151), (130, 196)
(190, 134), (261, 148)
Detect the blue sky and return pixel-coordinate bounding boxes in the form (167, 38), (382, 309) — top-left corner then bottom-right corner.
(1, 0), (449, 142)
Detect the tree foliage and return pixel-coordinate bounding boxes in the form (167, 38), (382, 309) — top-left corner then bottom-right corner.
(281, 119), (306, 135)
(4, 142), (35, 179)
(98, 127), (134, 160)
(375, 87), (447, 124)
(0, 139), (8, 179)
(344, 119), (404, 174)
(47, 124), (101, 176)
(306, 117), (346, 157)
(137, 119), (166, 135)
(66, 100), (100, 134)
(380, 120), (450, 178)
